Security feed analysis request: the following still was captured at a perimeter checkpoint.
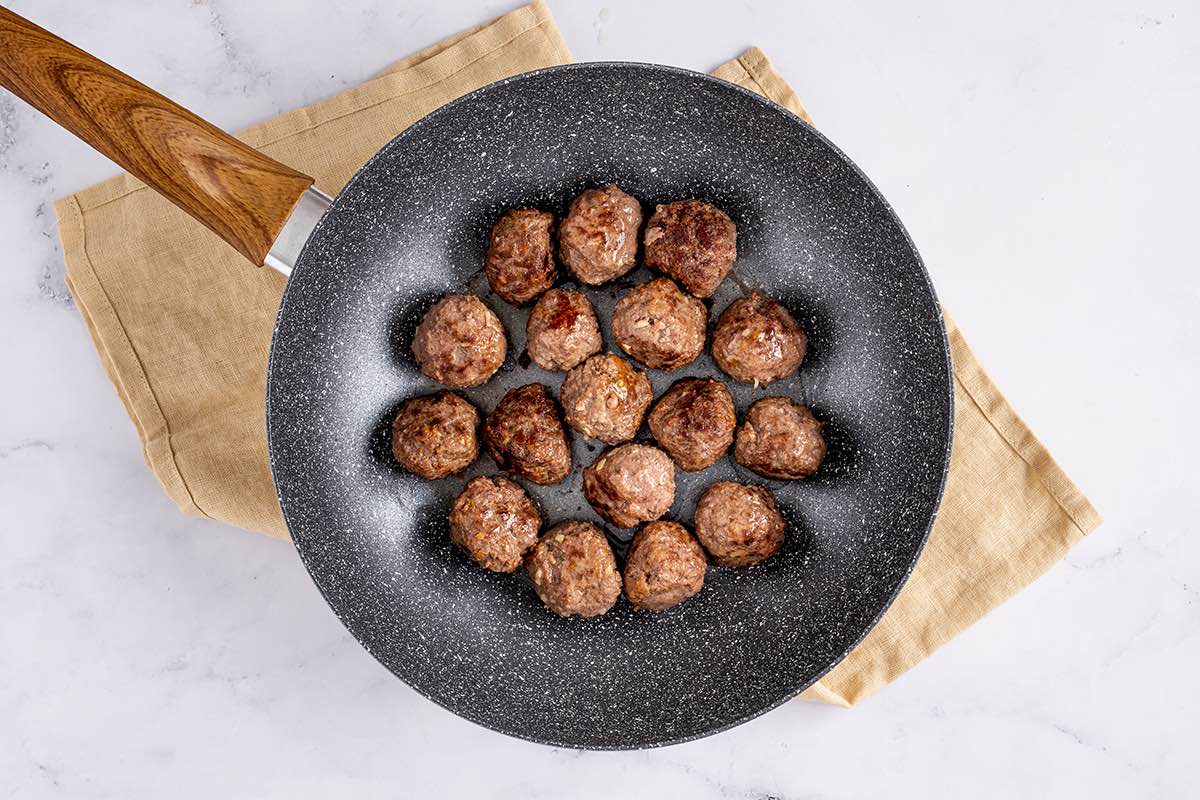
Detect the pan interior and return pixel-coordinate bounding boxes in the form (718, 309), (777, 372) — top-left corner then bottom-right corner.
(267, 64), (952, 749)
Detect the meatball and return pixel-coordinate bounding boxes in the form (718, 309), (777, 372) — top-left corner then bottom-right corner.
(647, 378), (736, 471)
(391, 391), (480, 479)
(558, 185), (642, 285)
(412, 294), (507, 388)
(525, 288), (603, 371)
(526, 521), (621, 617)
(693, 481), (785, 567)
(643, 199), (737, 297)
(559, 354), (653, 444)
(582, 443), (675, 528)
(711, 292), (806, 386)
(448, 476), (540, 572)
(611, 278), (707, 370)
(484, 208), (557, 305)
(484, 383), (571, 484)
(735, 397), (826, 479)
(622, 521), (707, 611)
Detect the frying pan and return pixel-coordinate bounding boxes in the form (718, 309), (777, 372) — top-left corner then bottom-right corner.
(0, 8), (953, 749)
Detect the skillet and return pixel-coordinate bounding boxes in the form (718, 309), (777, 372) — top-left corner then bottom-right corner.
(0, 8), (953, 749)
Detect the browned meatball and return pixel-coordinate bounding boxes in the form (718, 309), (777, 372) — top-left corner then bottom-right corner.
(558, 185), (642, 285)
(483, 383), (571, 484)
(611, 278), (707, 370)
(526, 521), (621, 617)
(391, 391), (480, 479)
(735, 397), (826, 480)
(448, 476), (540, 572)
(711, 292), (807, 386)
(484, 208), (557, 305)
(647, 378), (736, 471)
(525, 288), (603, 371)
(622, 521), (707, 611)
(559, 354), (653, 444)
(643, 200), (737, 298)
(693, 481), (785, 567)
(582, 443), (675, 528)
(412, 294), (507, 388)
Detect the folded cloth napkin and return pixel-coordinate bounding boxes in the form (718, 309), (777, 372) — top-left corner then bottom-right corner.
(54, 0), (1100, 707)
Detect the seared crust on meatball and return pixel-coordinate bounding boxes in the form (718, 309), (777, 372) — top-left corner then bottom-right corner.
(558, 185), (643, 285)
(391, 391), (480, 479)
(484, 383), (572, 484)
(449, 476), (540, 572)
(647, 378), (736, 471)
(412, 294), (507, 388)
(711, 292), (806, 386)
(643, 200), (737, 298)
(611, 278), (707, 370)
(526, 521), (621, 617)
(525, 288), (603, 371)
(582, 443), (675, 528)
(693, 481), (785, 567)
(622, 521), (707, 611)
(484, 208), (557, 305)
(735, 397), (826, 479)
(560, 354), (653, 444)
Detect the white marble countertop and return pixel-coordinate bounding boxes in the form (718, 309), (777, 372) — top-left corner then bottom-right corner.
(1, 0), (1196, 796)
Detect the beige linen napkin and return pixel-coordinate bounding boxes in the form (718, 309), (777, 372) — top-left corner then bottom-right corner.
(53, 0), (1100, 707)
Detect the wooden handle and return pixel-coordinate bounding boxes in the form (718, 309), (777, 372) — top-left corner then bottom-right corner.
(0, 7), (314, 266)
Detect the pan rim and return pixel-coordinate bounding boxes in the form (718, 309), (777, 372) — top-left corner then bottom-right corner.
(266, 61), (954, 750)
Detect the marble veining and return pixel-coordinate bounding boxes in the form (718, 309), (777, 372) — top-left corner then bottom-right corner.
(0, 0), (1196, 796)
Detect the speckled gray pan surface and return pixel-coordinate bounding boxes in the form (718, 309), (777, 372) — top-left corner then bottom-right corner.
(267, 63), (953, 750)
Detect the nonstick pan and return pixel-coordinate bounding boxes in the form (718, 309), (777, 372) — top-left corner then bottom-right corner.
(0, 9), (953, 749)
